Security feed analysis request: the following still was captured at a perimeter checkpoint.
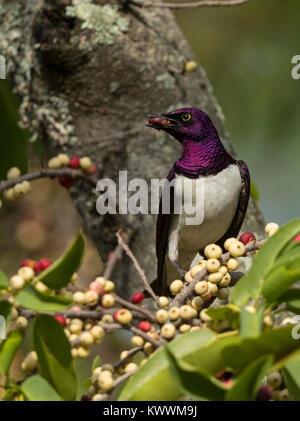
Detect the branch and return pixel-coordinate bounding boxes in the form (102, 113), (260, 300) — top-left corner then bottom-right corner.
(116, 230), (161, 307)
(0, 168), (97, 194)
(113, 346), (143, 371)
(130, 0), (250, 10)
(103, 244), (124, 280)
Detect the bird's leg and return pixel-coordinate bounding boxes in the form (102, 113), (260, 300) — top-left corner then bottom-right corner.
(172, 260), (187, 278)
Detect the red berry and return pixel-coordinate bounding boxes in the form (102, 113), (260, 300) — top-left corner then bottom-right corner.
(222, 379), (233, 388)
(131, 292), (145, 304)
(87, 164), (96, 174)
(21, 259), (35, 269)
(113, 309), (122, 322)
(294, 234), (300, 242)
(33, 262), (41, 274)
(138, 321), (151, 332)
(59, 176), (74, 188)
(89, 281), (104, 295)
(215, 370), (232, 381)
(239, 232), (256, 245)
(68, 156), (80, 169)
(54, 315), (66, 327)
(256, 385), (273, 401)
(71, 305), (81, 312)
(39, 258), (52, 271)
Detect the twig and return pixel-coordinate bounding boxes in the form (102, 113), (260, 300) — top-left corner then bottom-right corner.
(130, 0), (250, 10)
(0, 167), (97, 194)
(130, 326), (164, 348)
(113, 347), (143, 371)
(103, 244), (124, 280)
(116, 230), (161, 308)
(114, 295), (157, 322)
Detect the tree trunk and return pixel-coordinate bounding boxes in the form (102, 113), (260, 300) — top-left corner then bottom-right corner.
(0, 0), (265, 297)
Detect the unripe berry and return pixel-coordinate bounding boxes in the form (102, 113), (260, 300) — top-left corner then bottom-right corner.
(11, 308), (18, 321)
(207, 272), (223, 284)
(16, 316), (28, 329)
(144, 342), (154, 355)
(228, 241), (245, 258)
(218, 265), (228, 276)
(206, 258), (221, 273)
(170, 279), (183, 295)
(191, 296), (204, 310)
(93, 366), (102, 376)
(73, 291), (85, 304)
(89, 281), (104, 295)
(69, 156), (80, 169)
(200, 309), (212, 322)
(224, 237), (238, 250)
(17, 266), (34, 281)
(245, 305), (256, 314)
(179, 305), (194, 320)
(35, 281), (48, 293)
(204, 244), (222, 259)
(131, 292), (145, 304)
(265, 222), (279, 237)
(131, 335), (144, 347)
(168, 307), (180, 320)
(78, 346), (91, 358)
(184, 271), (194, 283)
(54, 315), (67, 326)
(101, 314), (113, 324)
(239, 232), (256, 245)
(13, 182), (28, 198)
(7, 166), (21, 179)
(207, 282), (218, 295)
(263, 315), (273, 327)
(227, 258), (239, 271)
(69, 322), (82, 334)
(57, 153), (70, 166)
(124, 362), (138, 373)
(4, 188), (16, 201)
(190, 326), (200, 332)
(156, 309), (168, 323)
(79, 157), (92, 171)
(21, 351), (38, 373)
(71, 348), (78, 358)
(278, 388), (289, 401)
(161, 323), (176, 339)
(219, 273), (231, 287)
(179, 324), (191, 333)
(190, 262), (206, 277)
(116, 309), (132, 324)
(48, 157), (62, 169)
(80, 331), (94, 346)
(9, 275), (25, 290)
(39, 258), (52, 271)
(98, 372), (114, 391)
(194, 280), (208, 295)
(267, 371), (282, 389)
(138, 321), (151, 332)
(185, 60), (197, 72)
(90, 325), (104, 339)
(85, 290), (99, 305)
(92, 394), (104, 401)
(71, 273), (78, 283)
(216, 287), (229, 301)
(159, 296), (169, 308)
(103, 280), (115, 292)
(101, 294), (115, 308)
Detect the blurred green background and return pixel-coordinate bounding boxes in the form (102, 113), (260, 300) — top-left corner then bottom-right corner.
(0, 0), (299, 393)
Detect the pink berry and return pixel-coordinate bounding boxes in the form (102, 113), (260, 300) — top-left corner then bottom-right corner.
(131, 292), (145, 304)
(215, 370), (232, 381)
(138, 321), (151, 332)
(222, 379), (233, 388)
(59, 176), (74, 188)
(39, 258), (52, 271)
(239, 232), (256, 245)
(68, 156), (80, 169)
(256, 385), (273, 401)
(54, 315), (66, 327)
(113, 309), (122, 322)
(21, 259), (35, 269)
(294, 234), (300, 242)
(71, 306), (81, 312)
(33, 262), (41, 274)
(87, 164), (96, 174)
(89, 281), (104, 295)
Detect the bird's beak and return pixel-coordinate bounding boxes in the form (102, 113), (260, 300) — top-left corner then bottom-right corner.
(147, 114), (179, 131)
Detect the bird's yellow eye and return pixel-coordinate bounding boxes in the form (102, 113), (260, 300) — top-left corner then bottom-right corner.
(182, 112), (191, 122)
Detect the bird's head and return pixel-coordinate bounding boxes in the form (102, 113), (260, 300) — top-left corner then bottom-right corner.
(147, 107), (217, 143)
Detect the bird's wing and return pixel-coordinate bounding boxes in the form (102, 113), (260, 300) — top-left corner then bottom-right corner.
(151, 167), (175, 295)
(217, 160), (250, 248)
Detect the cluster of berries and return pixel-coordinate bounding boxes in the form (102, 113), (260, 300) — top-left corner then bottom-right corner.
(47, 154), (96, 188)
(1, 167), (31, 203)
(257, 371), (290, 401)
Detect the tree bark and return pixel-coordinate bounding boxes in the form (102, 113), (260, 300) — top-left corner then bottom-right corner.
(0, 0), (264, 297)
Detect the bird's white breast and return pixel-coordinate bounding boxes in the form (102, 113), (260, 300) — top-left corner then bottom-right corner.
(168, 164), (242, 264)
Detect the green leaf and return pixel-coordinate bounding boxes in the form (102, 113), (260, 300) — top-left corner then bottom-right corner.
(206, 305), (240, 330)
(33, 314), (77, 401)
(16, 283), (71, 312)
(34, 231), (85, 289)
(0, 330), (22, 375)
(92, 355), (101, 371)
(226, 354), (274, 401)
(0, 270), (8, 290)
(0, 301), (12, 324)
(276, 289), (300, 313)
(262, 265), (300, 302)
(166, 348), (226, 401)
(231, 218), (300, 306)
(0, 81), (28, 179)
(282, 355), (300, 400)
(82, 378), (92, 390)
(119, 329), (217, 401)
(239, 307), (264, 338)
(250, 181), (260, 201)
(21, 375), (63, 401)
(223, 326), (300, 372)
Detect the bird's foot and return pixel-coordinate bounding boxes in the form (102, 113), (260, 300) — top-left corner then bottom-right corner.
(172, 260), (187, 278)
